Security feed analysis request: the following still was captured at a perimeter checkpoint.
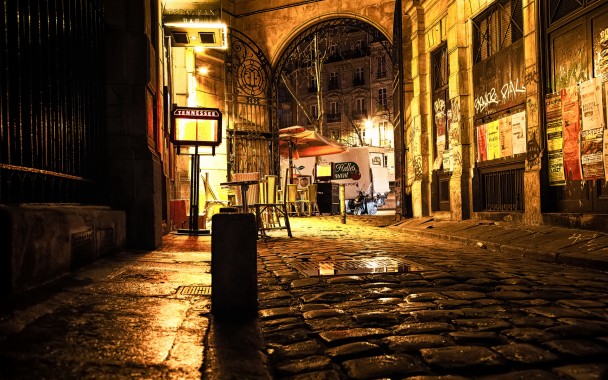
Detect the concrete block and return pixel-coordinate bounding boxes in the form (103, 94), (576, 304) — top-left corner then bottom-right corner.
(211, 213), (258, 320)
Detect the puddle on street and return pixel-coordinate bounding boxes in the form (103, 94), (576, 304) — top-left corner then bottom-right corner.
(292, 257), (430, 277)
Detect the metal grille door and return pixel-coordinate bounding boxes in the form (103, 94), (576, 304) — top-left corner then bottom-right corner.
(225, 29), (274, 177)
(0, 0), (104, 204)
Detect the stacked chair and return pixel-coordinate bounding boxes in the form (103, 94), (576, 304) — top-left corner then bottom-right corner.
(253, 174), (292, 238)
(298, 183), (320, 216)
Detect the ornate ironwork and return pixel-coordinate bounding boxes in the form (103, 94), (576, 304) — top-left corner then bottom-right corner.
(272, 17), (392, 84)
(226, 28), (275, 177)
(0, 0), (104, 204)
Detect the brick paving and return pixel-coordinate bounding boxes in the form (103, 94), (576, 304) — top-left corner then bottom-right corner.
(257, 216), (608, 379)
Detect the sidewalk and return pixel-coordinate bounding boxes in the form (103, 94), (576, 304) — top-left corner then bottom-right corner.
(0, 233), (272, 379)
(391, 217), (608, 272)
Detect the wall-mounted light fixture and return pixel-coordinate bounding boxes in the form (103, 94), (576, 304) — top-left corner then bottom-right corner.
(163, 1), (227, 49)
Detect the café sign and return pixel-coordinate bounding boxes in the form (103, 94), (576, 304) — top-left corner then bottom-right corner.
(170, 106), (222, 147)
(333, 162), (360, 180)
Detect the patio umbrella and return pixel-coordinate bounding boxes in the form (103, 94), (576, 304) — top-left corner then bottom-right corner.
(279, 129), (346, 158)
(279, 127), (346, 185)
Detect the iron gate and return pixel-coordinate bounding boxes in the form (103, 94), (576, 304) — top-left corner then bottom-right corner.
(0, 0), (104, 204)
(225, 29), (275, 178)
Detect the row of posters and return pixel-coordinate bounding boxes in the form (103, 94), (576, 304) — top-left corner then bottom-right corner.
(546, 77), (607, 186)
(476, 111), (527, 162)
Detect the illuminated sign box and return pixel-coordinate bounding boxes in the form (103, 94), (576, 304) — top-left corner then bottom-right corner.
(170, 107), (222, 147)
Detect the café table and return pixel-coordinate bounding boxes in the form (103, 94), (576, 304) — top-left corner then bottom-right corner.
(220, 180), (260, 212)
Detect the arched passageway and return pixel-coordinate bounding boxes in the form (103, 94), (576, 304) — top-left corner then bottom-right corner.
(225, 16), (402, 214)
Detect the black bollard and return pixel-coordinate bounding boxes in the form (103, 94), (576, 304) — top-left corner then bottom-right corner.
(211, 213), (258, 320)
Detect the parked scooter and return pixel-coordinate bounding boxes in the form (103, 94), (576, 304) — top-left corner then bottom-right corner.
(347, 189), (384, 215)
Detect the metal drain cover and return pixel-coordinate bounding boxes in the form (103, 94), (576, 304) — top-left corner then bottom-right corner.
(292, 257), (429, 277)
(178, 286), (211, 295)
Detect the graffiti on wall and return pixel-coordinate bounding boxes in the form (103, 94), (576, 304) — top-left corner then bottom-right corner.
(474, 78), (526, 114)
(473, 39), (526, 117)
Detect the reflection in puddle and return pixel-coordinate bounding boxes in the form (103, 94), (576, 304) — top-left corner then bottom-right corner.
(294, 258), (429, 277)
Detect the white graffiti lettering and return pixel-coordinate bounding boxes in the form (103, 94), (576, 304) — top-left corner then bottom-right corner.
(500, 78), (526, 101)
(474, 88), (499, 113)
(475, 78), (527, 114)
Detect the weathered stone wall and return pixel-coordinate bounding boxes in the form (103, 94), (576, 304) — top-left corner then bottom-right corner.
(102, 0), (166, 249)
(403, 0), (542, 223)
(1, 206), (126, 295)
(227, 0), (396, 65)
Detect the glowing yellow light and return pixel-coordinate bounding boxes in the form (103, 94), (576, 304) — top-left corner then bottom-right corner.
(194, 46), (204, 53)
(175, 119), (219, 144)
(198, 66), (209, 75)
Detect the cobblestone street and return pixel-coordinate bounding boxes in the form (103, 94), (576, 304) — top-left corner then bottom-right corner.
(257, 216), (608, 379)
(2, 215), (608, 379)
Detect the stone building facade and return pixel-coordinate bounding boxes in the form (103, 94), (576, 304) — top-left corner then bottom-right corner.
(277, 29), (394, 148)
(397, 0), (607, 231)
(225, 0), (607, 231)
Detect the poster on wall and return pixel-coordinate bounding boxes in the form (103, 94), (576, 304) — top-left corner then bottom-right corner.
(499, 116), (513, 157)
(580, 77), (604, 130)
(442, 149), (453, 172)
(581, 128), (605, 179)
(580, 77), (605, 179)
(477, 124), (488, 162)
(511, 111), (527, 155)
(486, 120), (500, 160)
(594, 26), (608, 79)
(561, 85), (583, 181)
(448, 111), (460, 149)
(546, 92), (566, 186)
(435, 107), (446, 170)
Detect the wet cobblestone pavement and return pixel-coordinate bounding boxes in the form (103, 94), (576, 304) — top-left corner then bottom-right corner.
(257, 216), (608, 379)
(2, 215), (608, 379)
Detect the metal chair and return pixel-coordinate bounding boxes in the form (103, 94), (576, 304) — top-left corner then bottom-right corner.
(285, 184), (301, 216)
(252, 175), (292, 238)
(299, 183), (320, 216)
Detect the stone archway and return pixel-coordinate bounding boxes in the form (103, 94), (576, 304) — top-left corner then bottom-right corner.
(224, 3), (408, 214)
(228, 1), (396, 66)
(266, 15), (400, 200)
(270, 16), (394, 144)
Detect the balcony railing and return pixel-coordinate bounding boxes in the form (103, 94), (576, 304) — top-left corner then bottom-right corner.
(326, 113), (342, 123)
(328, 81), (340, 91)
(352, 109), (368, 119)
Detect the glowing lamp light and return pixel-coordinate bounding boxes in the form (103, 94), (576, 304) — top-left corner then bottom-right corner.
(170, 106), (222, 148)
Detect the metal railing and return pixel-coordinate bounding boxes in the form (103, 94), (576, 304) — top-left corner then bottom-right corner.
(0, 0), (104, 204)
(326, 113), (342, 123)
(480, 167), (524, 211)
